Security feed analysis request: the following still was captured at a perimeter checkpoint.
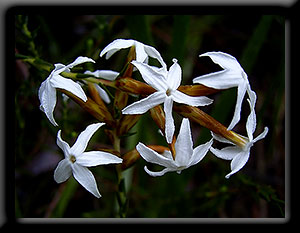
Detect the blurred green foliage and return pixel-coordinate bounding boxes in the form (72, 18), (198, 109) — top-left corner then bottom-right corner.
(15, 14), (285, 218)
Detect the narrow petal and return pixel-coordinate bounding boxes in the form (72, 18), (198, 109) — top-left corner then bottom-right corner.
(94, 84), (111, 104)
(70, 123), (105, 156)
(76, 151), (122, 167)
(56, 130), (71, 157)
(167, 59), (182, 90)
(131, 61), (168, 91)
(225, 150), (249, 179)
(54, 159), (72, 183)
(200, 51), (242, 71)
(174, 118), (193, 166)
(100, 39), (134, 59)
(136, 142), (175, 168)
(66, 56), (95, 70)
(84, 70), (119, 80)
(144, 166), (174, 177)
(252, 127), (269, 144)
(164, 96), (175, 144)
(122, 91), (165, 115)
(189, 138), (213, 167)
(211, 131), (236, 145)
(143, 44), (167, 70)
(135, 42), (148, 63)
(245, 87), (257, 140)
(38, 80), (58, 126)
(171, 90), (213, 106)
(210, 146), (241, 160)
(227, 81), (248, 130)
(72, 164), (101, 198)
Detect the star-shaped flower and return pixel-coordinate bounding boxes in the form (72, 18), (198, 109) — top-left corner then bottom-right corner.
(136, 118), (213, 176)
(209, 89), (268, 178)
(100, 39), (167, 73)
(38, 56), (95, 126)
(192, 51), (251, 130)
(54, 123), (123, 198)
(122, 58), (213, 143)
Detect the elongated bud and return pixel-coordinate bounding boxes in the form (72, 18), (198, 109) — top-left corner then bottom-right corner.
(114, 89), (129, 119)
(174, 104), (247, 148)
(116, 77), (156, 95)
(178, 84), (219, 96)
(117, 114), (141, 137)
(120, 45), (136, 78)
(87, 82), (106, 107)
(58, 88), (116, 128)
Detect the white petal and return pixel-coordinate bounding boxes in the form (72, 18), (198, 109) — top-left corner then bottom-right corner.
(70, 123), (105, 156)
(54, 159), (72, 183)
(174, 118), (193, 166)
(72, 164), (101, 198)
(76, 151), (122, 167)
(171, 90), (213, 106)
(136, 142), (175, 168)
(100, 39), (134, 59)
(122, 91), (165, 115)
(94, 84), (111, 104)
(189, 138), (213, 167)
(164, 96), (175, 144)
(144, 166), (174, 177)
(211, 131), (236, 145)
(252, 127), (269, 144)
(56, 130), (71, 157)
(135, 42), (148, 63)
(84, 70), (119, 80)
(166, 59), (182, 90)
(227, 81), (248, 130)
(226, 150), (250, 179)
(38, 79), (58, 126)
(143, 44), (167, 70)
(66, 56), (95, 70)
(50, 75), (88, 102)
(200, 51), (242, 71)
(131, 61), (168, 91)
(210, 145), (241, 160)
(245, 87), (257, 140)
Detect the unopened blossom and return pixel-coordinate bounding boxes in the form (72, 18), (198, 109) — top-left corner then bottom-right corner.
(137, 118), (213, 176)
(210, 89), (268, 178)
(122, 59), (213, 143)
(193, 51), (252, 130)
(38, 56), (95, 126)
(54, 123), (123, 198)
(84, 69), (119, 104)
(100, 39), (167, 73)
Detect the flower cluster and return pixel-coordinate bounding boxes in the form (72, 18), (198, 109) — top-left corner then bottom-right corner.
(38, 38), (268, 198)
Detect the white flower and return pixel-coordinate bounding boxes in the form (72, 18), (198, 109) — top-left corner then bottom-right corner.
(84, 69), (120, 104)
(122, 59), (213, 143)
(100, 39), (167, 73)
(54, 123), (123, 198)
(136, 118), (213, 176)
(38, 56), (95, 126)
(192, 51), (251, 130)
(209, 90), (268, 178)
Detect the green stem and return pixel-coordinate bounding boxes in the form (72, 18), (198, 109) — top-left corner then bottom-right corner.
(112, 130), (128, 218)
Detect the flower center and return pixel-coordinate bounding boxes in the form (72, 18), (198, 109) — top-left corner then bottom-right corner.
(69, 155), (76, 164)
(166, 89), (172, 96)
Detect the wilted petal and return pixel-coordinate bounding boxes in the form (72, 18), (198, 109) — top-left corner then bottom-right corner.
(174, 118), (193, 166)
(72, 163), (101, 198)
(54, 159), (72, 183)
(71, 123), (105, 156)
(164, 96), (175, 144)
(50, 75), (88, 102)
(122, 91), (165, 115)
(77, 151), (122, 167)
